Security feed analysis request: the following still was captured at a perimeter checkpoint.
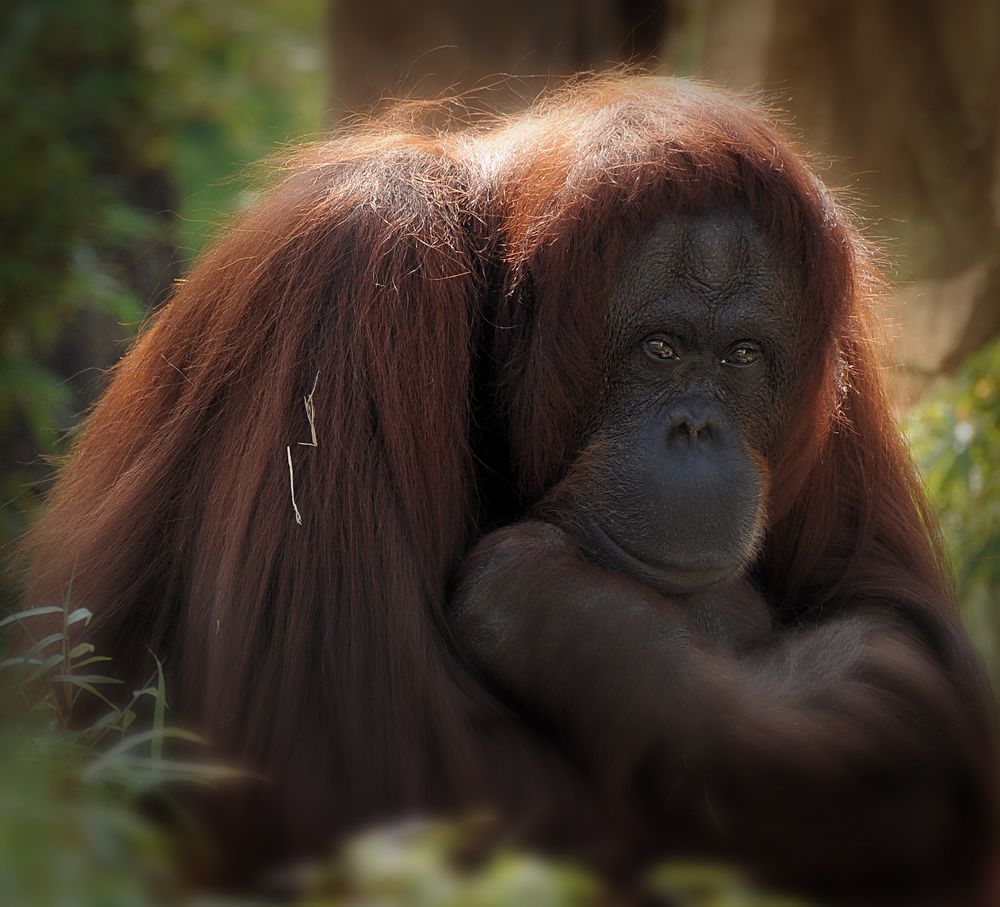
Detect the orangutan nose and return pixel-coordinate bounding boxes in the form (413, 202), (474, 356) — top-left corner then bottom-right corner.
(666, 401), (722, 446)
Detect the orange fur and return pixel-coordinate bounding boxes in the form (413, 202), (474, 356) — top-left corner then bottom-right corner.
(20, 76), (995, 892)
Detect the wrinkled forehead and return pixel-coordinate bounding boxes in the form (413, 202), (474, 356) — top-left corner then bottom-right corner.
(608, 204), (802, 322)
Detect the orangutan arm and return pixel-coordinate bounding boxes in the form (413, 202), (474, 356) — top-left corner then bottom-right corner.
(451, 520), (995, 900)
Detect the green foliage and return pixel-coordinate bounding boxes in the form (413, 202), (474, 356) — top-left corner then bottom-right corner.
(905, 335), (1000, 689)
(647, 864), (813, 907)
(0, 0), (326, 584)
(290, 824), (812, 907)
(0, 0), (165, 556)
(0, 597), (245, 906)
(135, 0), (327, 254)
(292, 819), (604, 907)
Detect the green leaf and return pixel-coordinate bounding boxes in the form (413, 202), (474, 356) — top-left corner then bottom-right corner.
(0, 606), (64, 630)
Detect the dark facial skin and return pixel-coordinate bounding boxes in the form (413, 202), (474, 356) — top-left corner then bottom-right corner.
(539, 206), (800, 596)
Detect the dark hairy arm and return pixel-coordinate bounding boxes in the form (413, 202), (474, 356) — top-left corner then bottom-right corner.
(451, 520), (996, 901)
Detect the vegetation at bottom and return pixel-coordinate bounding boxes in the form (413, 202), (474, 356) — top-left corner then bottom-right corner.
(0, 602), (812, 906)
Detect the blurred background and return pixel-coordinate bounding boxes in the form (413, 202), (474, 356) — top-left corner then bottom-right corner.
(0, 1), (998, 903)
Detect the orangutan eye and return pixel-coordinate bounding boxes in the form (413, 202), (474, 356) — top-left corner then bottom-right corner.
(722, 341), (762, 367)
(643, 334), (678, 361)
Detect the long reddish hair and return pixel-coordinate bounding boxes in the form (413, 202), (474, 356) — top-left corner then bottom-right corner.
(20, 74), (991, 866)
(21, 129), (507, 846)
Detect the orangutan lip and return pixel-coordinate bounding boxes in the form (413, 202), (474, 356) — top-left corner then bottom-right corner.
(583, 518), (735, 592)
